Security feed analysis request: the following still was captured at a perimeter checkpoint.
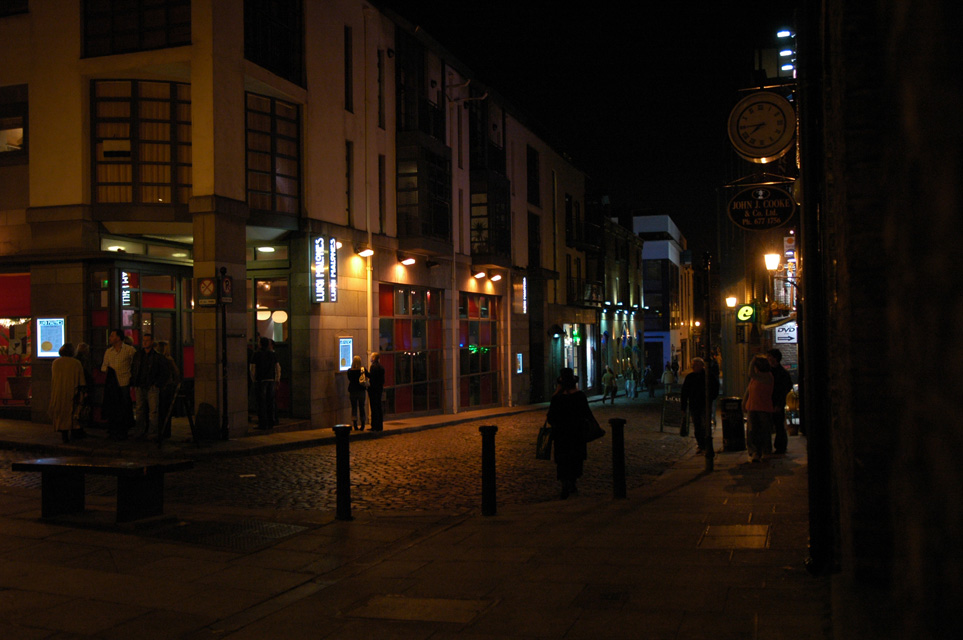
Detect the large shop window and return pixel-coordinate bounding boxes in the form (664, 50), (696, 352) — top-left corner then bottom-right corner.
(246, 93), (300, 215)
(378, 284), (443, 415)
(84, 0), (191, 58)
(92, 80), (192, 205)
(459, 293), (499, 408)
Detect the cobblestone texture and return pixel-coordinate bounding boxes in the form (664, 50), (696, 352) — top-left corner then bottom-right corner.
(0, 401), (693, 515)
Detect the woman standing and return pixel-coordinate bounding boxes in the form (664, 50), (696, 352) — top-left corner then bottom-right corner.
(742, 354), (775, 462)
(346, 355), (368, 430)
(546, 367), (597, 499)
(49, 343), (85, 442)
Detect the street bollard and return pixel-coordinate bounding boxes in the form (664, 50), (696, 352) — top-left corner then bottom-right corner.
(333, 424), (353, 521)
(609, 418), (627, 499)
(479, 425), (498, 516)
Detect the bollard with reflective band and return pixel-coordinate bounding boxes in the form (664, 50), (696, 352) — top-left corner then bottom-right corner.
(333, 424), (353, 521)
(479, 425), (498, 516)
(609, 418), (627, 499)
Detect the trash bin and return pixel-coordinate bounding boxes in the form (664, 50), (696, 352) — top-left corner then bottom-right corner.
(720, 397), (746, 451)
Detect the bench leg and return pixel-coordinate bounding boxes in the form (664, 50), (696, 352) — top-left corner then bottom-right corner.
(41, 472), (85, 518)
(116, 474), (164, 522)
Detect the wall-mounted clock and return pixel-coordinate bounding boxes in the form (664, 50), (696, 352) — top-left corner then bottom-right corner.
(727, 92), (796, 164)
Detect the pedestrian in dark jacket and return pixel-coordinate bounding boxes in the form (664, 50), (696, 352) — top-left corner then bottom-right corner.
(546, 367), (598, 499)
(130, 333), (170, 441)
(367, 352), (385, 431)
(249, 337), (280, 430)
(680, 357), (719, 454)
(767, 348), (794, 454)
(346, 355), (368, 430)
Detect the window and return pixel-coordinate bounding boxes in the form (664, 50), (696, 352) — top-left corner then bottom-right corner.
(377, 49), (386, 128)
(84, 0), (191, 58)
(378, 154), (386, 234)
(246, 92), (300, 215)
(244, 0), (304, 87)
(378, 284), (444, 415)
(344, 26), (353, 112)
(0, 0), (28, 17)
(0, 84), (27, 164)
(92, 80), (192, 204)
(345, 140), (354, 222)
(459, 293), (499, 408)
(526, 145), (540, 207)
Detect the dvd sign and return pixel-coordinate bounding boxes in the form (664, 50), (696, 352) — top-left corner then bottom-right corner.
(775, 322), (798, 344)
(727, 185), (796, 231)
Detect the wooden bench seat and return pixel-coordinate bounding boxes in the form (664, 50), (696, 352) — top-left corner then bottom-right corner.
(11, 457), (193, 523)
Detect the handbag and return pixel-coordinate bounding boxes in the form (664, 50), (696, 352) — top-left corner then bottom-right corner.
(583, 415), (606, 443)
(536, 422), (553, 460)
(359, 369), (370, 388)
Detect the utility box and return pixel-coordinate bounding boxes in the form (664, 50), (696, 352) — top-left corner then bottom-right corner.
(721, 397), (746, 451)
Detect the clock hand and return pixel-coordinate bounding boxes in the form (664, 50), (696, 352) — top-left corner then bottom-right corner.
(740, 122), (766, 133)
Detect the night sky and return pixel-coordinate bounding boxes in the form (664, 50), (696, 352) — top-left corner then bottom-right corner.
(376, 1), (798, 255)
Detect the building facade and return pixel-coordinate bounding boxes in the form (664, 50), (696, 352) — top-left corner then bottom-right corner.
(0, 0), (589, 431)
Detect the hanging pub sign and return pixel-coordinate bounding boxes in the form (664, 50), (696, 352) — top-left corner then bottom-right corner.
(727, 185), (796, 231)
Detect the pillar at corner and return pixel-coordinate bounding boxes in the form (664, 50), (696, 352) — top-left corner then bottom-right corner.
(191, 195), (249, 437)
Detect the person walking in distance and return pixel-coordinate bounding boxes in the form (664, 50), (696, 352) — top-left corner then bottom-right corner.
(367, 352), (385, 431)
(101, 328), (136, 440)
(767, 348), (794, 454)
(249, 337), (280, 430)
(601, 366), (616, 404)
(742, 354), (774, 462)
(546, 367), (598, 499)
(130, 333), (170, 442)
(346, 355), (368, 430)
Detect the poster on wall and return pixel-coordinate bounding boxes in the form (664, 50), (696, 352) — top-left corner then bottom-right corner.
(36, 317), (65, 358)
(338, 336), (353, 371)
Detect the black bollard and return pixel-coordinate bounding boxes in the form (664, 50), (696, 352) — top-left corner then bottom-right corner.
(333, 424), (353, 521)
(609, 418), (627, 499)
(479, 425), (498, 516)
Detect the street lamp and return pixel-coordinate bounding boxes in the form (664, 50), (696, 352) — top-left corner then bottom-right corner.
(764, 253), (781, 271)
(725, 296), (738, 308)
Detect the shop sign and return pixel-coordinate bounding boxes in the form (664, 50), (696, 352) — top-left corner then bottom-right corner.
(727, 185), (796, 231)
(775, 322), (798, 344)
(311, 236), (339, 303)
(736, 304), (757, 323)
(121, 271), (132, 306)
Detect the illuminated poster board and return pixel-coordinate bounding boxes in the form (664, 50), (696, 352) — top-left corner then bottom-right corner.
(338, 337), (353, 371)
(36, 317), (65, 358)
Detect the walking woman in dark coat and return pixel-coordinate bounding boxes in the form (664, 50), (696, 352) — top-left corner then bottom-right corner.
(546, 367), (597, 499)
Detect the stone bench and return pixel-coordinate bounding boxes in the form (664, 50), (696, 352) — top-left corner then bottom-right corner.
(11, 457), (193, 523)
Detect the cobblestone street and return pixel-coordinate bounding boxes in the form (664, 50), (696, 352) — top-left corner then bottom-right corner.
(0, 399), (693, 516)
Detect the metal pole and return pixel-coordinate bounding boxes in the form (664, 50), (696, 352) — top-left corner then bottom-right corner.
(703, 253), (714, 472)
(219, 266), (229, 441)
(609, 418), (627, 499)
(333, 424), (353, 521)
(479, 425), (498, 516)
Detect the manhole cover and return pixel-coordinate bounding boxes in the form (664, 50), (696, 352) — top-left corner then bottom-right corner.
(149, 519), (308, 552)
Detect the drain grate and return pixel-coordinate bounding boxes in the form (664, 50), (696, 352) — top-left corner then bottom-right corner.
(149, 519), (309, 552)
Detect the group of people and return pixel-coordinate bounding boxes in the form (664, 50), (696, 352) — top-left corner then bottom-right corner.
(345, 352), (385, 431)
(678, 347), (793, 462)
(600, 361), (675, 403)
(49, 329), (180, 443)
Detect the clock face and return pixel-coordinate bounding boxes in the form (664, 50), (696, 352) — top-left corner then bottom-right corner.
(728, 92), (796, 163)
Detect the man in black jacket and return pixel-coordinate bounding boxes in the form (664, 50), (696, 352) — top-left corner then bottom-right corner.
(768, 348), (794, 454)
(130, 333), (169, 441)
(680, 357), (719, 454)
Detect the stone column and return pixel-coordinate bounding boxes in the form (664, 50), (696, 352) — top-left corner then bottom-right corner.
(191, 196), (248, 437)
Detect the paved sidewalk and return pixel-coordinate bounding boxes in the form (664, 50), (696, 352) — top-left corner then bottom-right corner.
(0, 397), (829, 639)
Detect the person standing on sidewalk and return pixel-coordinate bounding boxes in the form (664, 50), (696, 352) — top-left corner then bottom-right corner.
(249, 337), (280, 430)
(367, 352), (385, 431)
(546, 367), (596, 499)
(767, 348), (794, 454)
(49, 343), (86, 443)
(680, 357), (719, 454)
(742, 355), (774, 462)
(101, 328), (136, 440)
(601, 366), (617, 403)
(346, 355), (368, 430)
(130, 333), (169, 442)
(625, 361), (637, 399)
(660, 366), (676, 393)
